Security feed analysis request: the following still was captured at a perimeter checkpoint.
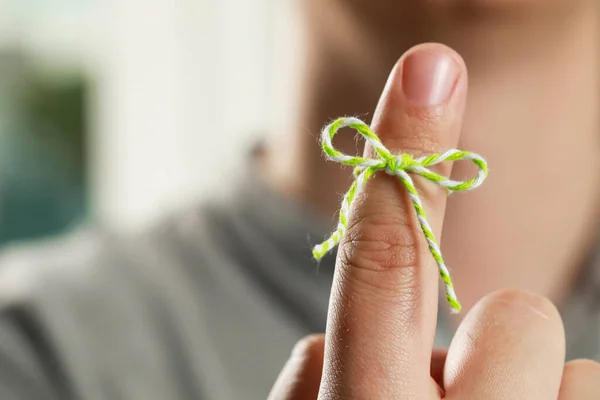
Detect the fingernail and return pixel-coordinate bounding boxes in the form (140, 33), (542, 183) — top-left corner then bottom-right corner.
(402, 49), (461, 106)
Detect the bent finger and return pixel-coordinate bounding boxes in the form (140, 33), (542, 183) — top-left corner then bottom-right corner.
(444, 290), (565, 400)
(268, 335), (324, 400)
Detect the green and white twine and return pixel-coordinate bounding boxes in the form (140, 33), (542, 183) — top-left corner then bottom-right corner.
(312, 117), (489, 313)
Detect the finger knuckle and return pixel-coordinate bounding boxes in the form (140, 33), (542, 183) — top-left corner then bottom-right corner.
(336, 210), (424, 295)
(340, 210), (419, 273)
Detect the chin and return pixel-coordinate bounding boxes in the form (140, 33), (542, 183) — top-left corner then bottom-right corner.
(444, 0), (565, 7)
(426, 0), (574, 19)
(342, 0), (566, 14)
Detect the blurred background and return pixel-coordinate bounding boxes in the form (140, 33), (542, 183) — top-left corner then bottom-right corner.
(0, 0), (292, 245)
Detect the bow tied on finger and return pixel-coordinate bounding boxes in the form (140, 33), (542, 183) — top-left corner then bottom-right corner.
(313, 117), (489, 313)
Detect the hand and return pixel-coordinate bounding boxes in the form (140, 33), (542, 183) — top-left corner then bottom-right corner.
(267, 43), (600, 399)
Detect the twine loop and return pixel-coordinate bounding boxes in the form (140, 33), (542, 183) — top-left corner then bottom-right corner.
(313, 117), (489, 313)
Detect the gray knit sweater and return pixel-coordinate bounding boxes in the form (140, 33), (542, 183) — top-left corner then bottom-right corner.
(0, 171), (596, 400)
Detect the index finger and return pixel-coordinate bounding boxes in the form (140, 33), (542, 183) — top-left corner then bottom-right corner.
(319, 44), (469, 399)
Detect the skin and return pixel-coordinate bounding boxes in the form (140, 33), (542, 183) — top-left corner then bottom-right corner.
(268, 43), (600, 399)
(264, 0), (600, 313)
(263, 0), (600, 398)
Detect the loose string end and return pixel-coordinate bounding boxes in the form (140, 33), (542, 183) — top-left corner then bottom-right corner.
(312, 244), (328, 261)
(447, 297), (462, 314)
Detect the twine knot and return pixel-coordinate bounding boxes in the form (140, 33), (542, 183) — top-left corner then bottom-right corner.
(385, 153), (416, 174)
(313, 117), (489, 313)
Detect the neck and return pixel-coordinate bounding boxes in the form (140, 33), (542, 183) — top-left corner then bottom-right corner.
(444, 5), (600, 314)
(263, 1), (599, 310)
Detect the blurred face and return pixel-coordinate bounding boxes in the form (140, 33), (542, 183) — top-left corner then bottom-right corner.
(299, 0), (581, 67)
(303, 0), (577, 31)
(334, 0), (567, 10)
